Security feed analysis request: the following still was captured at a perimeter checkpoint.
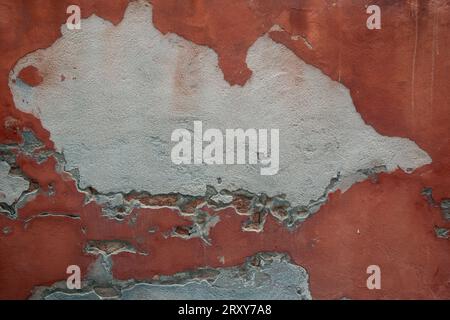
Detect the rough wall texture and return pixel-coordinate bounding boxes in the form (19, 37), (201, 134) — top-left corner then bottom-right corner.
(0, 0), (449, 300)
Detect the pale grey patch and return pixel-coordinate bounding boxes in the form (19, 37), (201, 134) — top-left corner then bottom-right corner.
(119, 257), (311, 300)
(34, 253), (311, 300)
(9, 0), (431, 208)
(0, 161), (29, 206)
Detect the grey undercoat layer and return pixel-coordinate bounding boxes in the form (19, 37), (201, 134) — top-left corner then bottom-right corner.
(0, 161), (29, 206)
(9, 0), (431, 207)
(33, 253), (312, 300)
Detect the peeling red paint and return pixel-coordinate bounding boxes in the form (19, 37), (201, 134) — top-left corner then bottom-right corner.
(0, 0), (449, 300)
(0, 0), (131, 145)
(297, 170), (450, 299)
(105, 171), (448, 299)
(16, 156), (85, 220)
(0, 215), (93, 300)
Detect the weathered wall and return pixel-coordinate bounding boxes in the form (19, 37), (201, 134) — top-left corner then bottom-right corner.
(0, 0), (449, 299)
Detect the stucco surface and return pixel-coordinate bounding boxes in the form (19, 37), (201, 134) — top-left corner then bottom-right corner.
(10, 2), (430, 206)
(0, 0), (449, 300)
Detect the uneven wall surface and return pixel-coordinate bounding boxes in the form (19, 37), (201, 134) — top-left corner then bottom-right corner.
(0, 0), (449, 299)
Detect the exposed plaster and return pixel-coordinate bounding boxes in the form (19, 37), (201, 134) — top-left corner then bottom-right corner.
(0, 161), (29, 207)
(9, 0), (431, 210)
(30, 252), (312, 300)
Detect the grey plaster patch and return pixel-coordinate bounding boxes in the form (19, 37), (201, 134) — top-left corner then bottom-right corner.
(9, 0), (431, 207)
(435, 227), (449, 239)
(0, 161), (29, 206)
(440, 199), (450, 220)
(119, 257), (311, 300)
(210, 191), (234, 205)
(32, 253), (311, 300)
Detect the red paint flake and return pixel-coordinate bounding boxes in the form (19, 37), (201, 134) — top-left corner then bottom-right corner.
(17, 66), (43, 87)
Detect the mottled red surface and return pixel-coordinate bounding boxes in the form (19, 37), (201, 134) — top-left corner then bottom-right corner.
(0, 0), (449, 299)
(115, 170), (450, 299)
(0, 215), (93, 300)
